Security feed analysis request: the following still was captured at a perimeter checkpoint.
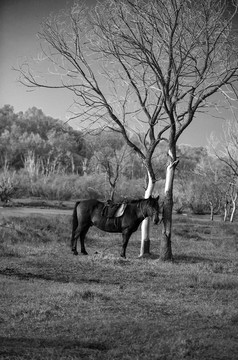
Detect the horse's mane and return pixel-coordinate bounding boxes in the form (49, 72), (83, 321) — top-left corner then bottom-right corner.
(125, 198), (142, 203)
(115, 198), (146, 205)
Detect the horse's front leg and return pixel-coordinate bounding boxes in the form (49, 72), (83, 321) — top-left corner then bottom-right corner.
(120, 231), (131, 258)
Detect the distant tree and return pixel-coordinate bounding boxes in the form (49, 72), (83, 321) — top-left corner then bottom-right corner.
(123, 153), (145, 180)
(16, 0), (238, 260)
(187, 180), (210, 214)
(210, 119), (238, 178)
(87, 131), (132, 200)
(0, 106), (18, 167)
(209, 117), (238, 222)
(0, 124), (25, 169)
(0, 105), (17, 135)
(0, 164), (17, 203)
(0, 106), (88, 174)
(174, 146), (208, 213)
(224, 182), (238, 222)
(194, 156), (224, 219)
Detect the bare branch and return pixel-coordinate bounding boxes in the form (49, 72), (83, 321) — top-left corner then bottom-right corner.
(15, 0), (238, 186)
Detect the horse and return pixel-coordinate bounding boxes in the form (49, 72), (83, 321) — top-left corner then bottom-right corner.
(70, 196), (160, 258)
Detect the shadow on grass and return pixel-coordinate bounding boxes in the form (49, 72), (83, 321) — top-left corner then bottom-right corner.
(0, 268), (102, 284)
(0, 336), (109, 356)
(173, 254), (214, 264)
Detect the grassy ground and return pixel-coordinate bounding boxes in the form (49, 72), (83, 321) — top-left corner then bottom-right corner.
(0, 213), (238, 359)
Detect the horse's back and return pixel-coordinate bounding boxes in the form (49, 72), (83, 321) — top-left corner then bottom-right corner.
(75, 199), (103, 218)
(76, 199), (121, 232)
(76, 198), (102, 208)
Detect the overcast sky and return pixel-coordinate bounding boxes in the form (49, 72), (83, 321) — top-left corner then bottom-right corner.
(0, 0), (236, 147)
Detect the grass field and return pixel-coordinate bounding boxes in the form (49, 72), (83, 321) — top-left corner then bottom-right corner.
(0, 212), (238, 359)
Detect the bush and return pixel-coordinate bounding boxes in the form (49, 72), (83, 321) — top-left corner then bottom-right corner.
(0, 169), (18, 202)
(13, 172), (111, 200)
(12, 171), (147, 201)
(115, 177), (145, 201)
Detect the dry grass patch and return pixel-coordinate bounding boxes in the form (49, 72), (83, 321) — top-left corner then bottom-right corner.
(0, 213), (238, 359)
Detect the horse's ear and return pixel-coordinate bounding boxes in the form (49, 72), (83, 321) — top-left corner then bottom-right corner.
(153, 194), (160, 201)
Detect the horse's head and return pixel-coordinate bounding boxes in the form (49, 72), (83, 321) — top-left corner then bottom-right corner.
(146, 195), (160, 224)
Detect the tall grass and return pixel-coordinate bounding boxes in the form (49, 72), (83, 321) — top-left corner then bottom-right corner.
(13, 171), (145, 200)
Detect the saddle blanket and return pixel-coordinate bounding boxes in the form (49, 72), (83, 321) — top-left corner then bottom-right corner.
(102, 201), (127, 218)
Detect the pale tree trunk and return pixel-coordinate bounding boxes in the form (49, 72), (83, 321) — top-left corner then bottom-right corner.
(82, 158), (88, 176)
(224, 200), (230, 222)
(139, 171), (155, 257)
(71, 155), (75, 173)
(230, 192), (237, 222)
(224, 206), (228, 221)
(110, 185), (116, 202)
(160, 150), (178, 261)
(210, 202), (214, 221)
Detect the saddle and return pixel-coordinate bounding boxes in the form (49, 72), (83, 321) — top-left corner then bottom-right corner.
(102, 200), (127, 218)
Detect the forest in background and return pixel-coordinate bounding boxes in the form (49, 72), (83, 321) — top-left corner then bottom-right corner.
(0, 105), (236, 220)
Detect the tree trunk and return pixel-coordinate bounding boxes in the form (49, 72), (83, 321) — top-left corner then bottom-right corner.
(110, 186), (115, 202)
(160, 153), (178, 261)
(224, 200), (229, 221)
(230, 192), (237, 222)
(139, 171), (155, 257)
(210, 202), (214, 221)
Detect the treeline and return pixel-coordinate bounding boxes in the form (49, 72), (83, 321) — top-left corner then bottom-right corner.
(0, 105), (236, 220)
(0, 105), (146, 200)
(0, 105), (145, 178)
(0, 105), (88, 174)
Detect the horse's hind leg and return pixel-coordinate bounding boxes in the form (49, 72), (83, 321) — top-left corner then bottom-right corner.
(71, 229), (80, 255)
(71, 201), (80, 255)
(79, 226), (90, 255)
(71, 225), (90, 255)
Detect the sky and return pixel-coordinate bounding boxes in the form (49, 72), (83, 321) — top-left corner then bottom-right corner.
(0, 0), (236, 147)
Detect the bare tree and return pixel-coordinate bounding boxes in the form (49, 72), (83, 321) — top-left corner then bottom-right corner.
(223, 182), (238, 222)
(229, 182), (238, 222)
(195, 158), (223, 220)
(211, 118), (238, 177)
(209, 115), (238, 221)
(16, 0), (238, 260)
(89, 132), (132, 201)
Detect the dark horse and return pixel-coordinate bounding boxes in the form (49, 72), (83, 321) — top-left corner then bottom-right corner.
(71, 196), (160, 258)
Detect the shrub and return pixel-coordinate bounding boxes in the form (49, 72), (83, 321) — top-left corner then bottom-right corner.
(8, 171), (147, 201)
(115, 177), (145, 201)
(0, 168), (18, 202)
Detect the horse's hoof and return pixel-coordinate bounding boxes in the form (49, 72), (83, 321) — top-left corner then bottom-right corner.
(81, 251), (88, 255)
(73, 250), (78, 255)
(120, 254), (126, 259)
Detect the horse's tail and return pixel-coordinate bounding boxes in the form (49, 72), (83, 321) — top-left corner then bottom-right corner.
(71, 201), (80, 248)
